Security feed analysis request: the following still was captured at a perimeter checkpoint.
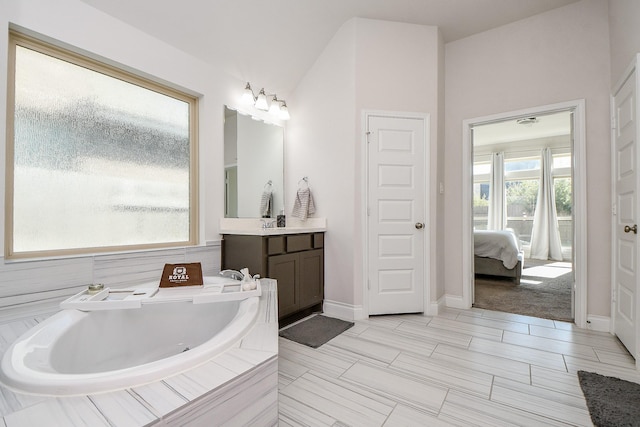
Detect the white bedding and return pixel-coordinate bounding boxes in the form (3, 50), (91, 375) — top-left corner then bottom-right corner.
(474, 230), (521, 269)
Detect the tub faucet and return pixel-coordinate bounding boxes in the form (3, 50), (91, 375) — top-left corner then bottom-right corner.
(219, 269), (244, 280)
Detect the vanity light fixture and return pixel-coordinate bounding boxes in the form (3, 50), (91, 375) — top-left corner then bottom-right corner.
(240, 82), (290, 120)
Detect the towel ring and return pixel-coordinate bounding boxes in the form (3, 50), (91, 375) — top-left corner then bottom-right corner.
(298, 177), (309, 188)
(264, 180), (273, 190)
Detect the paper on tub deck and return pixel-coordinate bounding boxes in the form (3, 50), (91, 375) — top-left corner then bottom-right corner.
(159, 263), (203, 288)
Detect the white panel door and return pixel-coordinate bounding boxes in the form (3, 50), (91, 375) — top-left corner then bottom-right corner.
(613, 66), (639, 359)
(367, 115), (426, 315)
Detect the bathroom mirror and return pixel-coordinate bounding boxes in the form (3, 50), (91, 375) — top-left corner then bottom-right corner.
(224, 106), (284, 218)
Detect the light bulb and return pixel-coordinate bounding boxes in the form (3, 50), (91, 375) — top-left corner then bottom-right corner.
(241, 82), (255, 105)
(255, 88), (269, 110)
(269, 98), (281, 115)
(279, 103), (290, 120)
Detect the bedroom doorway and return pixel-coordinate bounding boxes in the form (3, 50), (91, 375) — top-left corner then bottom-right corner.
(463, 101), (587, 325)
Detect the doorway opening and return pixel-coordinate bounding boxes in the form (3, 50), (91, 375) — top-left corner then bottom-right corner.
(472, 111), (573, 321)
(462, 100), (587, 326)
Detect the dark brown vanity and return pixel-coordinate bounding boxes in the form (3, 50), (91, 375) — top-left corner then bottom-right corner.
(221, 230), (325, 325)
(221, 105), (326, 325)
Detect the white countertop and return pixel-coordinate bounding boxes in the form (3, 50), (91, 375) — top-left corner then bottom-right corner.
(220, 217), (326, 236)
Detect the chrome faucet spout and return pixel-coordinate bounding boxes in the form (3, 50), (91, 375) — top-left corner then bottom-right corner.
(219, 269), (244, 280)
(261, 218), (276, 229)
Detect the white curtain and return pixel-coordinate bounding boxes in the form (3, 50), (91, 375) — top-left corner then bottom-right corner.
(487, 152), (506, 230)
(530, 148), (563, 261)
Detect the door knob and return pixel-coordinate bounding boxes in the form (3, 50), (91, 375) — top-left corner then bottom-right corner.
(415, 222), (424, 230)
(625, 224), (638, 234)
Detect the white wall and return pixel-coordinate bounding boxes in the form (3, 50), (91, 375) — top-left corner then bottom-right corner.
(436, 30), (446, 302)
(2, 0), (632, 323)
(0, 0), (241, 242)
(354, 19), (442, 310)
(608, 0), (640, 84)
(288, 18), (441, 314)
(444, 0), (612, 316)
(0, 0), (259, 312)
(286, 20), (357, 307)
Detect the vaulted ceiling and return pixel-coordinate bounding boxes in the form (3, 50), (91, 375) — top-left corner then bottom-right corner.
(81, 0), (579, 96)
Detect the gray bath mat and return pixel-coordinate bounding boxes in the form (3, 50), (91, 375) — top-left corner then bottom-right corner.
(279, 315), (354, 348)
(578, 370), (640, 426)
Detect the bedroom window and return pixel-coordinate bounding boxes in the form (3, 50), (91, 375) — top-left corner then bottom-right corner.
(474, 151), (572, 242)
(554, 176), (572, 247)
(473, 159), (491, 230)
(505, 158), (540, 174)
(505, 179), (539, 244)
(553, 154), (571, 170)
(473, 182), (490, 230)
(6, 32), (199, 258)
(551, 153), (572, 247)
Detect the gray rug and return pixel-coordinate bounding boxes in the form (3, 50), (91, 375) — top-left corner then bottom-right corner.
(474, 260), (573, 321)
(578, 371), (640, 427)
(279, 315), (354, 348)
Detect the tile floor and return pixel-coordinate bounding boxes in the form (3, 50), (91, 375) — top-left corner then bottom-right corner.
(278, 308), (640, 426)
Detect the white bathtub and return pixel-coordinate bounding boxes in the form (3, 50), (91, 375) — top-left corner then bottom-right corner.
(0, 277), (260, 396)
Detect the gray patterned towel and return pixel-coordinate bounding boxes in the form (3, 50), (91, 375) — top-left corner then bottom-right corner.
(292, 188), (315, 220)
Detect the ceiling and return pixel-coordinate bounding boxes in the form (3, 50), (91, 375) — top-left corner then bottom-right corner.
(473, 110), (572, 148)
(80, 0), (579, 97)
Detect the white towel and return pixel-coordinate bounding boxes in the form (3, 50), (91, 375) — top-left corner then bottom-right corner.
(291, 188), (315, 220)
(259, 191), (272, 217)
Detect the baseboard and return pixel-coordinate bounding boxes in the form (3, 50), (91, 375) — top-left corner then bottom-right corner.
(326, 297), (444, 319)
(323, 300), (365, 321)
(324, 297), (608, 333)
(586, 314), (610, 332)
(427, 300), (440, 316)
(444, 294), (468, 310)
(426, 294), (446, 316)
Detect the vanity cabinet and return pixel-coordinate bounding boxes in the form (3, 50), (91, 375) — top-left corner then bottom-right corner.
(222, 232), (324, 322)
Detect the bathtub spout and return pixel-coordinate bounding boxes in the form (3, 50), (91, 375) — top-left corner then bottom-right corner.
(219, 269), (244, 280)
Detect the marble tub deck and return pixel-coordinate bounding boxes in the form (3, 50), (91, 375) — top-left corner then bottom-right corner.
(0, 280), (279, 427)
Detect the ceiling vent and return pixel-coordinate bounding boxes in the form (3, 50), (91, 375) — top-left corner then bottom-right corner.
(516, 117), (538, 126)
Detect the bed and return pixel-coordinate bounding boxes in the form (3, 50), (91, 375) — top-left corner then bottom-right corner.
(474, 229), (524, 285)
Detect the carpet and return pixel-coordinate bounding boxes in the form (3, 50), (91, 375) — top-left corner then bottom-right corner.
(279, 315), (354, 348)
(473, 260), (573, 321)
(578, 370), (640, 427)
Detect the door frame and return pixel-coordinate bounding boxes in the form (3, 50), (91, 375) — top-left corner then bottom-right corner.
(610, 53), (640, 364)
(362, 110), (431, 317)
(461, 99), (587, 327)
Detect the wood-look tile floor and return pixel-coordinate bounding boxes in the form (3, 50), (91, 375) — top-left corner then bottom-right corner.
(278, 308), (640, 426)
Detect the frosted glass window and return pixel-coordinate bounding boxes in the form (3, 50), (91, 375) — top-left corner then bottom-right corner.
(8, 34), (197, 256)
